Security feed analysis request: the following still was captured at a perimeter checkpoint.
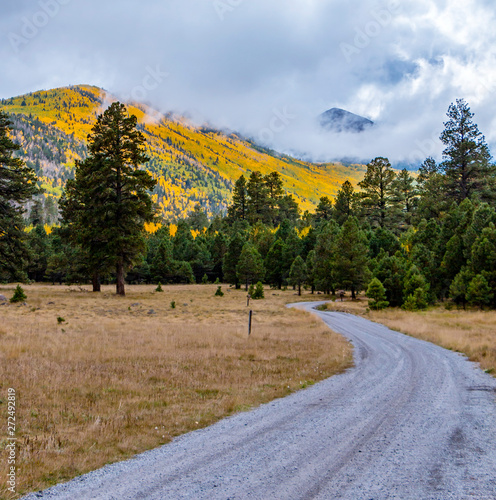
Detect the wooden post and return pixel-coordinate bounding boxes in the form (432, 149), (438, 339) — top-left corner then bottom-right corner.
(247, 294), (251, 307)
(248, 310), (253, 336)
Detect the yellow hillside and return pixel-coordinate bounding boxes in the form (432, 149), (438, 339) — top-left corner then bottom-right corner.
(0, 85), (366, 219)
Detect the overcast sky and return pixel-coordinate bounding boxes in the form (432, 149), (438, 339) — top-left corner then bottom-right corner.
(2, 0), (496, 165)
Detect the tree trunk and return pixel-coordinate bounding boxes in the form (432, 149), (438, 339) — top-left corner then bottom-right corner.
(351, 287), (356, 300)
(298, 282), (301, 296)
(116, 260), (126, 296)
(92, 271), (101, 292)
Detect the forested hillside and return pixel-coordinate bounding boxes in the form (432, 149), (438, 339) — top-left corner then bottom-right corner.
(0, 85), (365, 221)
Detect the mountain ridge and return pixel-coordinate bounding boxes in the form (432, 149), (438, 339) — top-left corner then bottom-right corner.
(0, 85), (366, 219)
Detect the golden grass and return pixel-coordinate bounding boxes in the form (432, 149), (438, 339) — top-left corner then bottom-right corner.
(323, 297), (496, 375)
(0, 284), (351, 498)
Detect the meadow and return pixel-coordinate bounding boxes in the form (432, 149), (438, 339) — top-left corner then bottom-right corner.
(0, 284), (351, 498)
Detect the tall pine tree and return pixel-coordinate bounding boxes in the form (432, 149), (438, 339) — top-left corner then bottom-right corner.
(440, 99), (494, 202)
(61, 102), (156, 295)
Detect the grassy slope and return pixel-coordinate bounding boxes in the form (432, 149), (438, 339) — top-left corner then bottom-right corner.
(0, 85), (366, 219)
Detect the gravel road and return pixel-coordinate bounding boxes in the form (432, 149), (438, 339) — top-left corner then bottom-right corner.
(24, 302), (496, 499)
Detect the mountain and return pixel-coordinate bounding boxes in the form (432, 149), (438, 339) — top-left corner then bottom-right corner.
(0, 85), (366, 220)
(319, 108), (374, 133)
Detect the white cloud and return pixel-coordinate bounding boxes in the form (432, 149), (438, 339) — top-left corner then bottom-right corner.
(1, 0), (496, 165)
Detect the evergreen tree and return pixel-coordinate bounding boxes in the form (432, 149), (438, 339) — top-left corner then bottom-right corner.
(0, 111), (38, 277)
(227, 175), (248, 221)
(236, 242), (265, 290)
(373, 250), (408, 307)
(333, 180), (356, 225)
(416, 157), (447, 221)
(264, 171), (284, 224)
(334, 217), (370, 299)
(246, 171), (269, 224)
(440, 99), (494, 202)
(276, 194), (300, 224)
(449, 267), (474, 309)
(391, 168), (418, 226)
(61, 102), (156, 295)
(314, 196), (334, 224)
(223, 232), (245, 288)
(288, 255), (307, 296)
(366, 278), (389, 310)
(187, 203), (208, 231)
(265, 238), (285, 289)
(469, 223), (496, 306)
(358, 157), (397, 229)
(466, 274), (493, 309)
(313, 220), (340, 294)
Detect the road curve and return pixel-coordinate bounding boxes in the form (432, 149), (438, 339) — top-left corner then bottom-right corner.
(24, 302), (496, 500)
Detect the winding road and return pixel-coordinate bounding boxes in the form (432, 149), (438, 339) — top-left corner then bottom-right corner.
(24, 302), (496, 499)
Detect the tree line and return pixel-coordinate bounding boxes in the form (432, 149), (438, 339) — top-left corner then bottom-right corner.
(1, 98), (495, 308)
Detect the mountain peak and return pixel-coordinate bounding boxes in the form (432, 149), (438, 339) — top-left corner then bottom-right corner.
(319, 108), (373, 133)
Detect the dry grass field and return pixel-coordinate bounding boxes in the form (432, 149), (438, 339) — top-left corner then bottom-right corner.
(0, 284), (352, 498)
(323, 298), (496, 375)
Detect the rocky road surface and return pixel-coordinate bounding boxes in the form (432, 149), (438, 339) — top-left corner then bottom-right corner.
(24, 302), (496, 499)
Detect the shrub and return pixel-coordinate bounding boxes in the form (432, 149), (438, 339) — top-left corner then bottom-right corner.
(251, 281), (265, 300)
(10, 284), (27, 303)
(170, 301), (176, 309)
(466, 274), (493, 310)
(202, 274), (208, 284)
(402, 287), (429, 311)
(214, 277), (220, 285)
(215, 286), (224, 297)
(155, 282), (163, 292)
(366, 278), (389, 310)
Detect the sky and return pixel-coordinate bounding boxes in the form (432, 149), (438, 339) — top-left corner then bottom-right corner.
(2, 0), (496, 165)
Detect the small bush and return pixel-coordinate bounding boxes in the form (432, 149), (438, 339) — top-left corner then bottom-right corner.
(155, 282), (163, 292)
(215, 286), (224, 297)
(402, 287), (428, 311)
(366, 278), (389, 310)
(251, 281), (265, 300)
(170, 301), (176, 309)
(10, 284), (27, 303)
(214, 277), (220, 285)
(202, 274), (209, 284)
(57, 316), (65, 324)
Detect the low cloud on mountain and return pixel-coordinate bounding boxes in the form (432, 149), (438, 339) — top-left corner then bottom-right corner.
(2, 0), (496, 165)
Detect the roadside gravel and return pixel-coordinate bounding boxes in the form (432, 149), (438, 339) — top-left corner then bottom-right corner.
(23, 302), (496, 499)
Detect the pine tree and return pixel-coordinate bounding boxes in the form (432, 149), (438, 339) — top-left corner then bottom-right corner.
(313, 221), (340, 294)
(223, 232), (245, 288)
(314, 196), (334, 224)
(236, 242), (265, 290)
(391, 168), (418, 227)
(416, 157), (446, 221)
(227, 175), (248, 221)
(440, 99), (494, 202)
(334, 217), (370, 299)
(265, 238), (285, 289)
(358, 157), (397, 228)
(246, 171), (269, 224)
(466, 274), (493, 310)
(264, 171), (284, 224)
(289, 255), (307, 296)
(0, 111), (38, 276)
(366, 278), (389, 310)
(61, 102), (156, 295)
(333, 180), (356, 225)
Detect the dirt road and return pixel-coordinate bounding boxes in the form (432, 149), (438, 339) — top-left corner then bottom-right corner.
(24, 303), (496, 499)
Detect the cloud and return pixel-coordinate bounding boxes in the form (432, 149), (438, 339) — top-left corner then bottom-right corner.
(1, 0), (496, 166)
